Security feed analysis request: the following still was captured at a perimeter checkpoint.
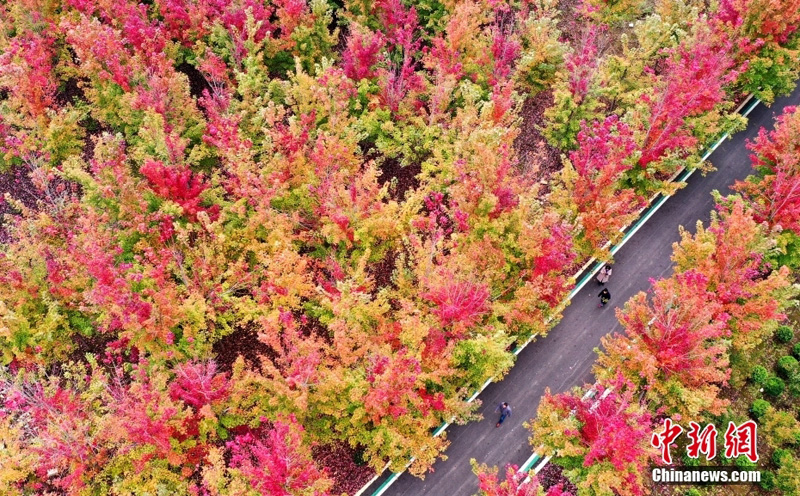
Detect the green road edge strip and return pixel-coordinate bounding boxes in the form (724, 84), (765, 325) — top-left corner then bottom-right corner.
(365, 95), (763, 496)
(519, 452), (542, 473)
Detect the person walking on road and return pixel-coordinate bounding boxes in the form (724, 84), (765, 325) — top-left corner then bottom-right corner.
(596, 265), (612, 285)
(598, 288), (611, 307)
(495, 402), (512, 427)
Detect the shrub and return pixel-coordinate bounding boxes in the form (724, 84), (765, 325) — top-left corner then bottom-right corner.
(793, 342), (800, 359)
(788, 380), (800, 398)
(751, 365), (769, 384)
(778, 355), (799, 378)
(774, 448), (791, 467)
(760, 471), (776, 491)
(776, 454), (800, 493)
(765, 376), (786, 396)
(751, 399), (770, 418)
(684, 489), (702, 496)
(776, 325), (794, 343)
(680, 452), (701, 466)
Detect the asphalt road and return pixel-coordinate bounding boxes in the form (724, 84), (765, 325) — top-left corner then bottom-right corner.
(365, 83), (800, 496)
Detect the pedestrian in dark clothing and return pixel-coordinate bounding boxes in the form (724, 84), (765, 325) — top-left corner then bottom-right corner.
(495, 402), (512, 427)
(598, 288), (611, 307)
(596, 265), (612, 285)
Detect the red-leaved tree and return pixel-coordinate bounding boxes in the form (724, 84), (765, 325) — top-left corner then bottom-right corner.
(140, 160), (219, 222)
(564, 24), (601, 104)
(529, 378), (654, 496)
(565, 115), (642, 256)
(342, 26), (386, 81)
(423, 279), (491, 330)
(227, 416), (331, 496)
(0, 29), (58, 118)
(596, 271), (731, 417)
(735, 106), (800, 233)
(637, 30), (739, 169)
(168, 360), (230, 409)
(471, 461), (544, 496)
(671, 199), (791, 352)
(374, 0), (425, 113)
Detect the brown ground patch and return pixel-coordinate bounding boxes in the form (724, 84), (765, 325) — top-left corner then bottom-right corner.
(514, 90), (563, 185)
(537, 462), (578, 494)
(0, 166), (45, 243)
(298, 311), (334, 346)
(556, 0), (582, 36)
(368, 250), (398, 292)
(55, 77), (88, 107)
(212, 324), (276, 373)
(312, 441), (377, 496)
(176, 62), (212, 99)
(378, 157), (422, 201)
(69, 332), (116, 362)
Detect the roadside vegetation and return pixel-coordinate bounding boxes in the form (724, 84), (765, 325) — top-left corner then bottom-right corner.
(475, 104), (800, 496)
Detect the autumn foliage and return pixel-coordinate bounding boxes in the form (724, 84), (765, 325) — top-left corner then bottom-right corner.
(635, 30), (740, 171)
(597, 272), (732, 417)
(736, 106), (800, 233)
(0, 0), (576, 491)
(471, 461), (547, 496)
(557, 115), (642, 257)
(530, 196), (793, 494)
(529, 379), (654, 496)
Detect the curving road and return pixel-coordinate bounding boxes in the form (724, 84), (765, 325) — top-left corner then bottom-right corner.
(363, 83), (800, 496)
